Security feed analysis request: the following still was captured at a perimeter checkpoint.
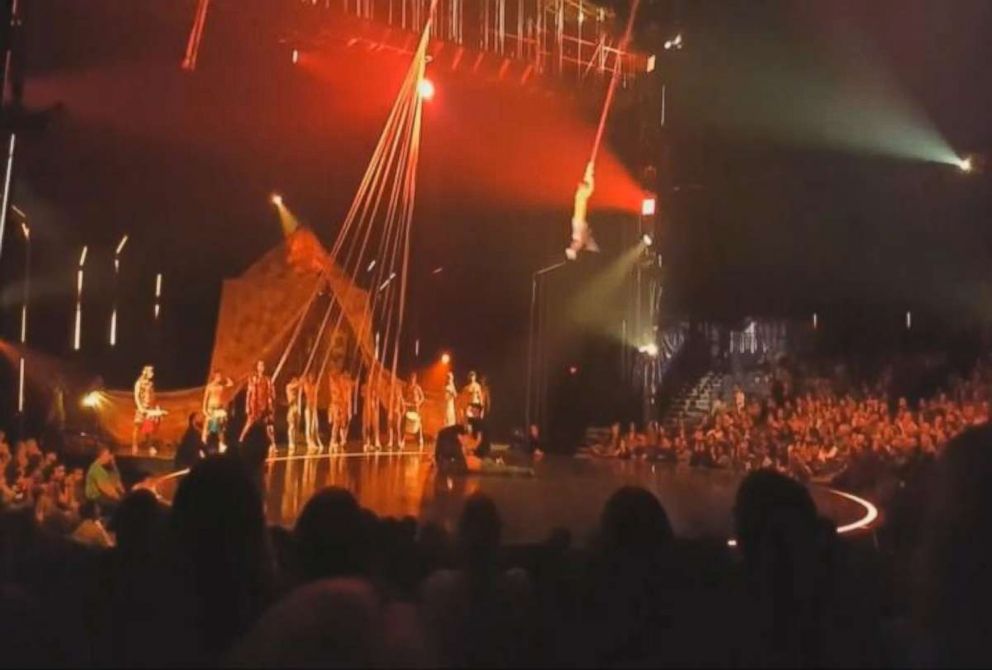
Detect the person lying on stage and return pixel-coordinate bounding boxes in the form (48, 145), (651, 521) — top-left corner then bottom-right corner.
(201, 371), (234, 446)
(566, 161), (599, 260)
(434, 421), (534, 477)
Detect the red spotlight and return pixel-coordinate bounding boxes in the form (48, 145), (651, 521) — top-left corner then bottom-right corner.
(641, 196), (656, 217)
(291, 49), (300, 64)
(418, 78), (436, 101)
(440, 352), (451, 365)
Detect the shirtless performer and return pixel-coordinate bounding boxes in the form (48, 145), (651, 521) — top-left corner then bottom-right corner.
(327, 369), (353, 452)
(387, 381), (406, 449)
(240, 360), (274, 442)
(132, 365), (158, 455)
(565, 162), (599, 260)
(302, 372), (322, 452)
(463, 371), (484, 420)
(406, 372), (426, 449)
(285, 375), (303, 452)
(362, 375), (382, 452)
(201, 371), (234, 447)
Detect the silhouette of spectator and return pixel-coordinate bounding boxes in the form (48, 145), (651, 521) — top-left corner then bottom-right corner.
(294, 487), (370, 582)
(421, 493), (536, 667)
(229, 578), (429, 667)
(583, 486), (675, 666)
(914, 424), (992, 666)
(166, 456), (274, 661)
(732, 469), (865, 666)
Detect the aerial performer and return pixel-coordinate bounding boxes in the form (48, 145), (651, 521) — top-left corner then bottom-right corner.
(565, 162), (599, 260)
(565, 0), (642, 260)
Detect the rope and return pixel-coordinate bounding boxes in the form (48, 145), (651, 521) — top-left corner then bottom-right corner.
(588, 0), (641, 167)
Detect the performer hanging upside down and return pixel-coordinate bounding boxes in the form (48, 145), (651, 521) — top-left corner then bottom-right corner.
(240, 360), (274, 442)
(566, 162), (599, 260)
(443, 371), (458, 427)
(201, 371), (234, 449)
(303, 372), (322, 452)
(132, 365), (160, 455)
(285, 375), (303, 452)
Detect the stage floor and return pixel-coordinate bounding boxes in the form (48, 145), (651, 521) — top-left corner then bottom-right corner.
(153, 448), (879, 546)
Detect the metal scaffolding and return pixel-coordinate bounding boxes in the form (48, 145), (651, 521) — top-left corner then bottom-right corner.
(304, 0), (647, 84)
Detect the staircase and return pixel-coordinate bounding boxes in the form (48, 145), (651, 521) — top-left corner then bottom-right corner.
(662, 371), (725, 428)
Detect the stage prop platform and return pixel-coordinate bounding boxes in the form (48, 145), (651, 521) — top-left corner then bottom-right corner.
(152, 450), (878, 546)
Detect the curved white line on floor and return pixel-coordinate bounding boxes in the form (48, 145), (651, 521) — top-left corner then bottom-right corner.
(726, 486), (880, 547)
(153, 455), (880, 542)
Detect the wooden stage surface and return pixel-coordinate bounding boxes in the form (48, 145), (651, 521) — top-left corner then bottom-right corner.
(152, 448), (879, 546)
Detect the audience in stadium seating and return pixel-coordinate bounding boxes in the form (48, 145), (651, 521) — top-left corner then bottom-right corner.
(1, 355), (992, 666)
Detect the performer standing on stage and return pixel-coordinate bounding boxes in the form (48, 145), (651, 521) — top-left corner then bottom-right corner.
(303, 372), (321, 452)
(443, 371), (457, 427)
(480, 374), (492, 419)
(132, 365), (158, 455)
(406, 372), (426, 449)
(201, 371), (234, 447)
(463, 371), (484, 420)
(388, 381), (406, 450)
(240, 360), (274, 442)
(327, 370), (343, 452)
(285, 375), (303, 452)
(362, 374), (382, 451)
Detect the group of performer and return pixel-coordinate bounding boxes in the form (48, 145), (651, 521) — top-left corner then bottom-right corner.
(131, 360), (492, 455)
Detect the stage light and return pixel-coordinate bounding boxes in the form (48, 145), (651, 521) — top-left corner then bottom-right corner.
(116, 234), (129, 256)
(568, 365), (578, 375)
(958, 156), (973, 173)
(642, 234), (654, 247)
(639, 343), (659, 357)
(813, 312), (818, 330)
(641, 196), (656, 216)
(81, 391), (104, 409)
(20, 221), (28, 239)
(646, 55), (656, 73)
(17, 357), (25, 413)
(418, 78), (435, 101)
(441, 352), (451, 365)
(270, 193), (283, 206)
(291, 49), (299, 64)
